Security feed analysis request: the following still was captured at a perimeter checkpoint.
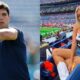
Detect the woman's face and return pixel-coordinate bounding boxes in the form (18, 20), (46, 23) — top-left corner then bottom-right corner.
(76, 9), (80, 22)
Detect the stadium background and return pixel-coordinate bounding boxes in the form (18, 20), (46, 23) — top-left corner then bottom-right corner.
(40, 0), (80, 80)
(40, 0), (80, 25)
(40, 0), (80, 45)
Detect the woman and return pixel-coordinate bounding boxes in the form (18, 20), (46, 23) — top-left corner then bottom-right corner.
(52, 6), (80, 80)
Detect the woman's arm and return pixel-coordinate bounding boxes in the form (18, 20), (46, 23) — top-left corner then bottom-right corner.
(68, 24), (78, 72)
(71, 24), (77, 58)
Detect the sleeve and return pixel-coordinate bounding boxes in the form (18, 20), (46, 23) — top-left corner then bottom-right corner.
(16, 29), (25, 43)
(4, 29), (26, 48)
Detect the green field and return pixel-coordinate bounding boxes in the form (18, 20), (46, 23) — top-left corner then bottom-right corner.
(40, 27), (61, 38)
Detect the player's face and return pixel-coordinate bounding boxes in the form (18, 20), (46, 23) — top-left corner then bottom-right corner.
(0, 9), (10, 29)
(77, 10), (80, 22)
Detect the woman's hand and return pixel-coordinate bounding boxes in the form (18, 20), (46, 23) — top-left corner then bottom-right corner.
(68, 58), (73, 73)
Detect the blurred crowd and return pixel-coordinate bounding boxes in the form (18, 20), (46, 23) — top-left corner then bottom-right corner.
(40, 0), (78, 4)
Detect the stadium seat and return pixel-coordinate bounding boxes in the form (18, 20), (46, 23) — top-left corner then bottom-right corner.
(50, 40), (62, 48)
(60, 41), (71, 48)
(61, 38), (68, 44)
